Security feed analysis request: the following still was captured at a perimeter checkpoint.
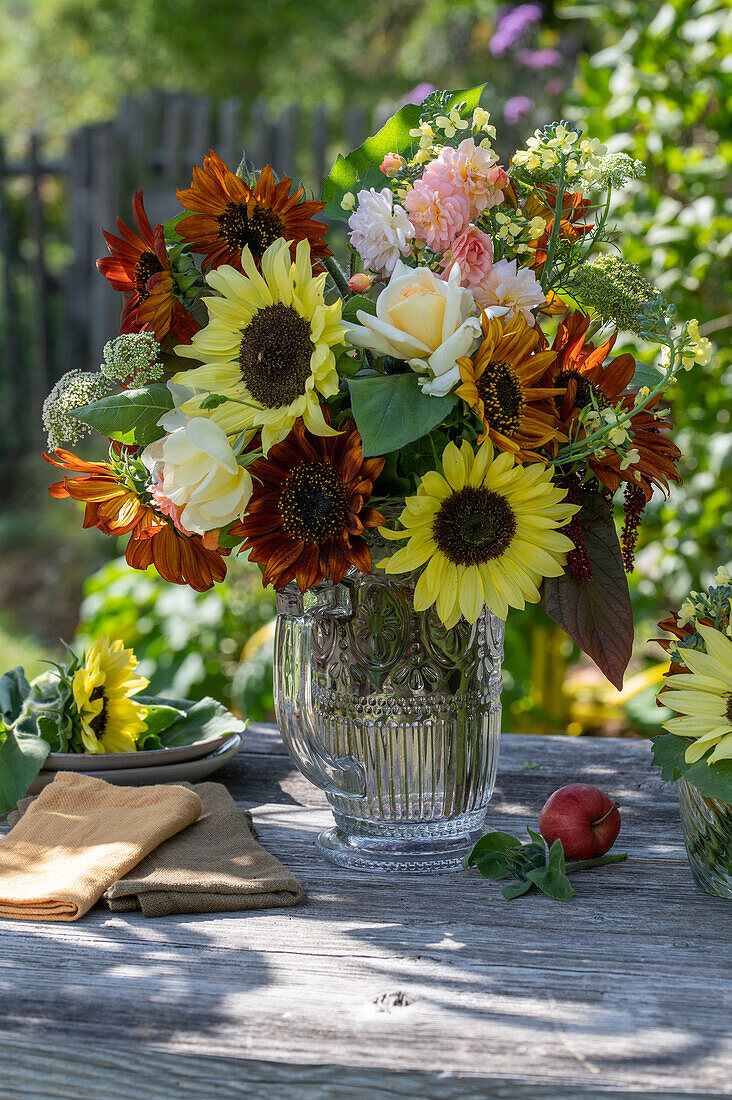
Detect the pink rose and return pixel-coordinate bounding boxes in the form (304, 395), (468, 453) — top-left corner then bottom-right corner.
(379, 152), (406, 177)
(429, 138), (507, 217)
(404, 173), (470, 253)
(439, 226), (494, 288)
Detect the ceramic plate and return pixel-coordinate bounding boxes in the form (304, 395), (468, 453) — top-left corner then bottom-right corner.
(45, 733), (230, 772)
(28, 733), (243, 793)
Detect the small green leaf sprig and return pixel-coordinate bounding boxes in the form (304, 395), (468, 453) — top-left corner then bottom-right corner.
(465, 828), (628, 901)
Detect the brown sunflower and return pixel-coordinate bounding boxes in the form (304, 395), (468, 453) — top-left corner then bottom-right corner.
(97, 190), (200, 344)
(545, 311), (681, 500)
(45, 449), (228, 592)
(230, 418), (385, 591)
(455, 311), (565, 463)
(176, 152), (331, 272)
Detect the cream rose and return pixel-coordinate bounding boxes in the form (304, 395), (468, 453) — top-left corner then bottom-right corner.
(142, 414), (252, 536)
(343, 260), (481, 397)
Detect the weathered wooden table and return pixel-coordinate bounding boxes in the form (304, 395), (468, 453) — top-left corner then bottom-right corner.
(1, 726), (730, 1099)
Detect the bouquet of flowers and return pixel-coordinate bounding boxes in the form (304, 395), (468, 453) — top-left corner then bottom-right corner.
(42, 85), (711, 690)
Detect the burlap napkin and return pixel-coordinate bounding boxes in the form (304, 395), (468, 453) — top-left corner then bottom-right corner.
(0, 772), (201, 921)
(8, 781), (303, 917)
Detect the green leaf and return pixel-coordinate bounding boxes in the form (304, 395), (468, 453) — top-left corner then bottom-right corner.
(651, 732), (732, 805)
(502, 880), (532, 900)
(140, 704), (186, 739)
(466, 830), (523, 866)
(342, 295), (376, 324)
(0, 729), (49, 814)
(321, 84), (486, 222)
(526, 863), (575, 901)
(0, 668), (30, 726)
(70, 384), (174, 446)
(348, 373), (457, 457)
(541, 490), (633, 690)
(138, 732), (164, 751)
(134, 695), (246, 748)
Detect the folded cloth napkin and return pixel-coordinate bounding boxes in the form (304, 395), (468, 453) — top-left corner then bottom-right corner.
(9, 781), (303, 917)
(0, 772), (201, 922)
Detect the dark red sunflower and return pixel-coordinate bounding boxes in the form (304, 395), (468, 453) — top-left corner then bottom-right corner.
(524, 187), (594, 272)
(176, 152), (331, 272)
(97, 190), (200, 344)
(230, 418), (384, 591)
(543, 312), (681, 500)
(45, 449), (227, 591)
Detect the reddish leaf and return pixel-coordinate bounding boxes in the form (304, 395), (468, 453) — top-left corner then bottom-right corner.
(541, 491), (633, 689)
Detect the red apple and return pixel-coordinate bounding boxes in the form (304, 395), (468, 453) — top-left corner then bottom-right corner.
(538, 784), (621, 861)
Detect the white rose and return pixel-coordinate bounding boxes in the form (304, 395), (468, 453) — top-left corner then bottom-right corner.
(142, 415), (252, 535)
(343, 260), (482, 397)
(348, 188), (415, 276)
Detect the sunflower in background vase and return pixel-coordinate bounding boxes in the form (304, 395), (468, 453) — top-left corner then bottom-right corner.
(72, 637), (149, 754)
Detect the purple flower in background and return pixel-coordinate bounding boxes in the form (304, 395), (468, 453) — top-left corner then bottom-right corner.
(504, 96), (535, 125)
(399, 83), (437, 107)
(546, 77), (565, 98)
(490, 4), (542, 56)
(516, 47), (562, 70)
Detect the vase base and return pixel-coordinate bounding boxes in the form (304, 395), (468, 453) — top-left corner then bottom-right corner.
(315, 817), (486, 873)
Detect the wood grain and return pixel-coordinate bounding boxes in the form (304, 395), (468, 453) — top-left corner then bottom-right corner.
(1, 729), (730, 1098)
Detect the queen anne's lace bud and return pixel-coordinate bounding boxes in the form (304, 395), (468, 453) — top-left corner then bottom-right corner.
(101, 332), (164, 385)
(574, 255), (662, 336)
(42, 370), (116, 450)
(586, 152), (645, 190)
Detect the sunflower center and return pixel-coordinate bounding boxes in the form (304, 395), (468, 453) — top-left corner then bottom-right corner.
(433, 487), (517, 565)
(216, 201), (285, 256)
(475, 360), (526, 436)
(134, 251), (163, 300)
(279, 462), (349, 542)
(726, 694), (732, 725)
(239, 303), (314, 408)
(89, 687), (108, 737)
(554, 369), (610, 412)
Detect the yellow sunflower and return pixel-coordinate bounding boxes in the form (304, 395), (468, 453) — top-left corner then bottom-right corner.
(379, 438), (578, 626)
(72, 637), (149, 754)
(661, 622), (732, 764)
(455, 312), (564, 463)
(173, 237), (344, 454)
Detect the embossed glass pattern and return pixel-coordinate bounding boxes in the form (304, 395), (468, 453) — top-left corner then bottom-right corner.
(274, 567), (504, 872)
(677, 778), (732, 899)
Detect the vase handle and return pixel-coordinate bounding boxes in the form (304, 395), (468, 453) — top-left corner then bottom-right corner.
(274, 584), (367, 800)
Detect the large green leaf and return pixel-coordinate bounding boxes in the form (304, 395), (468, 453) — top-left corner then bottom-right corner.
(651, 732), (732, 805)
(0, 729), (49, 815)
(135, 695), (246, 748)
(70, 384), (174, 446)
(348, 372), (456, 457)
(321, 85), (486, 222)
(541, 491), (633, 690)
(0, 668), (30, 726)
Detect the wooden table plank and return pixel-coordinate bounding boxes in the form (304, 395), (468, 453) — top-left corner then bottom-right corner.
(1, 728), (730, 1098)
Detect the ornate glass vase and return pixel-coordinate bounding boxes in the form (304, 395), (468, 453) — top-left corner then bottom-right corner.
(677, 778), (732, 899)
(273, 563), (505, 872)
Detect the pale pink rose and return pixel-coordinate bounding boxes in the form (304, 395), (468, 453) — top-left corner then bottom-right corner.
(404, 174), (470, 252)
(379, 152), (406, 177)
(429, 138), (507, 217)
(439, 226), (494, 288)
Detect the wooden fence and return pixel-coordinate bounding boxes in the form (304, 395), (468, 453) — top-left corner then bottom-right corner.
(0, 93), (373, 493)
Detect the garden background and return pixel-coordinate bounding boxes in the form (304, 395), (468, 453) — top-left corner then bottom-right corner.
(0, 0), (729, 736)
